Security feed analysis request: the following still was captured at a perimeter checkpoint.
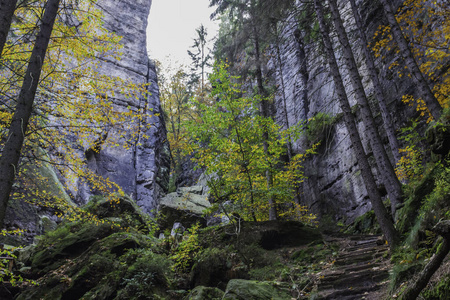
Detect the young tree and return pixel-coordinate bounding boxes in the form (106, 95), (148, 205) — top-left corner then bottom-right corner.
(0, 0), (61, 227)
(327, 0), (403, 216)
(187, 24), (211, 93)
(187, 62), (315, 222)
(313, 0), (399, 247)
(378, 0), (442, 120)
(159, 66), (192, 187)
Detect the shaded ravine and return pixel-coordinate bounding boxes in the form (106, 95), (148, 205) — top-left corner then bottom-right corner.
(313, 235), (391, 299)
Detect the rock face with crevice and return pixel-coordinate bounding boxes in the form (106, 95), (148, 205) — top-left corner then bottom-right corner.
(70, 0), (170, 214)
(269, 0), (417, 222)
(3, 0), (169, 238)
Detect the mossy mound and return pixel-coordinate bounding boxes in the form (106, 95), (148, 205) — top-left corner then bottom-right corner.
(15, 195), (172, 300)
(222, 279), (291, 300)
(185, 286), (224, 300)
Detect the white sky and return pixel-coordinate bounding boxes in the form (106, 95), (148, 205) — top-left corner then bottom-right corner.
(146, 0), (219, 68)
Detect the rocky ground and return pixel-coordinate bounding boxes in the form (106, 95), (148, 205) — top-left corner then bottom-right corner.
(0, 194), (399, 300)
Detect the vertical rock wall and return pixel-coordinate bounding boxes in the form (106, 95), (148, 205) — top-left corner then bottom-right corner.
(270, 0), (417, 222)
(75, 0), (170, 214)
(3, 0), (169, 241)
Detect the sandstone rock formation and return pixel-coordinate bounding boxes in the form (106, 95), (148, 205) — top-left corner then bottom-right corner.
(71, 0), (170, 214)
(3, 0), (169, 238)
(269, 0), (416, 222)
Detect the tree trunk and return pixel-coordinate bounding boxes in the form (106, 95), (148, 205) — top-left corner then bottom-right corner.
(0, 0), (18, 59)
(401, 220), (450, 300)
(0, 0), (61, 228)
(379, 0), (442, 120)
(274, 24), (293, 161)
(293, 29), (309, 120)
(349, 0), (401, 166)
(328, 0), (403, 217)
(313, 0), (399, 247)
(252, 21), (277, 221)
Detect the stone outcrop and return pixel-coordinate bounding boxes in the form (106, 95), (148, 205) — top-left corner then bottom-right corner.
(69, 0), (170, 214)
(1, 0), (169, 241)
(269, 0), (418, 222)
(157, 186), (211, 230)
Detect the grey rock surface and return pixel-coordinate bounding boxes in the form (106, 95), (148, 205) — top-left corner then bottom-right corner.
(3, 0), (169, 241)
(268, 0), (417, 223)
(158, 186), (211, 229)
(73, 0), (169, 215)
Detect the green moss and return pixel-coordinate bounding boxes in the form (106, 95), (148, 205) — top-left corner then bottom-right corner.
(422, 274), (450, 300)
(345, 211), (381, 235)
(186, 286), (224, 300)
(304, 112), (336, 146)
(223, 279), (291, 300)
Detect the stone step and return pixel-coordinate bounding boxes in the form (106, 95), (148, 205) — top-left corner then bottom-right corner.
(334, 252), (384, 266)
(318, 269), (389, 289)
(336, 248), (386, 263)
(345, 242), (384, 252)
(317, 282), (383, 299)
(339, 261), (383, 273)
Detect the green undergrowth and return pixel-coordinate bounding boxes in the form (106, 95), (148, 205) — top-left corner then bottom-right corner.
(389, 155), (450, 299)
(10, 198), (332, 299)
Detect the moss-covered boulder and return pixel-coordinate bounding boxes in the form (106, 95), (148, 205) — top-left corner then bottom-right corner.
(185, 286), (224, 300)
(84, 194), (151, 230)
(15, 195), (173, 300)
(222, 279), (291, 300)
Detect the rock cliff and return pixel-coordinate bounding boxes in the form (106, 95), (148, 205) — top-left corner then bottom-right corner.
(74, 0), (170, 214)
(3, 0), (170, 238)
(269, 0), (418, 222)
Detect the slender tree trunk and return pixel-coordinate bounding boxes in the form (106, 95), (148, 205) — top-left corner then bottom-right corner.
(328, 0), (402, 217)
(0, 0), (18, 59)
(313, 0), (399, 247)
(293, 29), (309, 120)
(0, 0), (60, 228)
(252, 21), (277, 221)
(274, 28), (293, 160)
(349, 0), (401, 165)
(379, 0), (442, 120)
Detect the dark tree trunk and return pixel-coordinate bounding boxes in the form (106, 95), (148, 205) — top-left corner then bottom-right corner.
(401, 220), (450, 300)
(349, 0), (401, 165)
(252, 19), (277, 221)
(293, 29), (309, 120)
(379, 0), (442, 120)
(328, 0), (403, 217)
(274, 24), (293, 160)
(313, 0), (399, 247)
(0, 0), (61, 228)
(0, 0), (17, 58)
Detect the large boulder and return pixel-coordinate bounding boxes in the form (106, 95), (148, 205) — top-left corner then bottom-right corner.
(158, 186), (211, 229)
(222, 279), (291, 300)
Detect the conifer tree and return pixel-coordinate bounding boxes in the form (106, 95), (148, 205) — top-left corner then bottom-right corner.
(313, 0), (399, 247)
(0, 0), (18, 59)
(187, 24), (211, 93)
(349, 0), (401, 165)
(327, 0), (403, 216)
